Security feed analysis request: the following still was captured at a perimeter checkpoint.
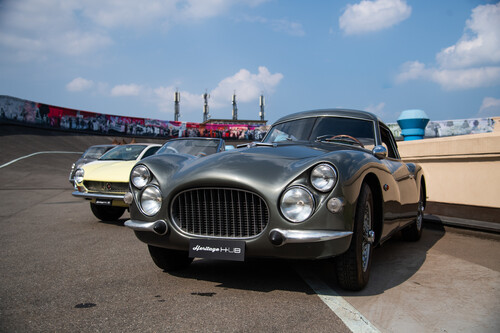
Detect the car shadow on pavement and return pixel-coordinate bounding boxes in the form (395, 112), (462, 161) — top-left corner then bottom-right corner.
(165, 223), (445, 296)
(97, 217), (129, 227)
(169, 257), (317, 295)
(321, 223), (447, 296)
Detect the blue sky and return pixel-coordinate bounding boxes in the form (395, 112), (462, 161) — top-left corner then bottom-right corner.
(1, 0), (499, 124)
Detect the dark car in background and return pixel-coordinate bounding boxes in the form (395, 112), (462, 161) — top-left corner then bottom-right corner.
(155, 137), (227, 157)
(124, 109), (426, 291)
(69, 144), (115, 184)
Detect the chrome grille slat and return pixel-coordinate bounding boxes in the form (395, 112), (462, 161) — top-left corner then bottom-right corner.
(171, 188), (269, 238)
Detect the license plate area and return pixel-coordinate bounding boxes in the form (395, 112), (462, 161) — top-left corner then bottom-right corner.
(189, 239), (245, 261)
(95, 199), (112, 206)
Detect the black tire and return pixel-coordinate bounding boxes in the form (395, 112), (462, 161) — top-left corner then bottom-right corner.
(90, 203), (125, 221)
(148, 245), (193, 271)
(402, 185), (425, 241)
(335, 183), (375, 291)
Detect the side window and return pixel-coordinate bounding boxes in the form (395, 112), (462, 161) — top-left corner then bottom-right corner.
(380, 126), (398, 159)
(142, 146), (160, 159)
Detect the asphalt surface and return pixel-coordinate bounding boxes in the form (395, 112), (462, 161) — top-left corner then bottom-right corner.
(1, 124), (499, 332)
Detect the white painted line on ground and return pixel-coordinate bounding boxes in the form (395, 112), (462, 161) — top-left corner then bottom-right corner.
(295, 266), (380, 333)
(0, 151), (83, 169)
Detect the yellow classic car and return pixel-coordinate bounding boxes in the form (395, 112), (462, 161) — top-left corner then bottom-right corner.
(72, 143), (161, 220)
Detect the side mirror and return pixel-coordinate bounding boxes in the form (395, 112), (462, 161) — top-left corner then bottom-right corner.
(372, 145), (388, 159)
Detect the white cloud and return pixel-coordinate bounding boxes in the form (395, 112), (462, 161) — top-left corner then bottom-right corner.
(151, 66), (283, 118)
(430, 67), (500, 91)
(0, 0), (111, 60)
(210, 66), (283, 108)
(0, 0), (268, 60)
(479, 97), (500, 117)
(154, 86), (203, 117)
(339, 0), (411, 35)
(436, 3), (500, 69)
(66, 77), (94, 92)
(397, 61), (500, 90)
(111, 84), (143, 96)
(397, 3), (500, 91)
(74, 66), (282, 119)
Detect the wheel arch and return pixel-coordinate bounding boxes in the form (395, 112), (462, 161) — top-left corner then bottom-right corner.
(419, 175), (427, 209)
(362, 173), (383, 246)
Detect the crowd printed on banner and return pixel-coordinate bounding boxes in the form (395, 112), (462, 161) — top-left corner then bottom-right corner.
(0, 95), (268, 141)
(387, 118), (495, 139)
(1, 95), (495, 140)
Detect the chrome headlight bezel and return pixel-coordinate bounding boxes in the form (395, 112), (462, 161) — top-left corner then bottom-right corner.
(131, 165), (151, 189)
(139, 185), (162, 216)
(74, 168), (84, 184)
(310, 163), (337, 192)
(280, 186), (315, 223)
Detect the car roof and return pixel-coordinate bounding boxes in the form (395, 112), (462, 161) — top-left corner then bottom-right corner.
(88, 144), (116, 148)
(273, 109), (380, 125)
(167, 137), (222, 142)
(119, 143), (162, 146)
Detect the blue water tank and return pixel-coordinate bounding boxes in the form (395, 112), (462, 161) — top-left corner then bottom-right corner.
(397, 109), (430, 141)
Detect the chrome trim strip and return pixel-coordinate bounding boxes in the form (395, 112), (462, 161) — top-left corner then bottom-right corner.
(124, 219), (168, 235)
(71, 191), (125, 200)
(270, 228), (352, 246)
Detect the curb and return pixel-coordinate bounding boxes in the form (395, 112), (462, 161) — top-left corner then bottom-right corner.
(424, 214), (500, 234)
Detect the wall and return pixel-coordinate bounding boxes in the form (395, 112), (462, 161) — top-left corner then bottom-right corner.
(397, 117), (500, 222)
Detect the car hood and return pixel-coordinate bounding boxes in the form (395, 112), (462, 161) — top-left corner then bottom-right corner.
(82, 160), (137, 182)
(147, 142), (366, 196)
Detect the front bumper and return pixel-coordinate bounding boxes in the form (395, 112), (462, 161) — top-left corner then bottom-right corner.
(124, 219), (353, 259)
(72, 191), (125, 201)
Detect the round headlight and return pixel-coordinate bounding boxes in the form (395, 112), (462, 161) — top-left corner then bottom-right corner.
(310, 163), (337, 192)
(280, 186), (315, 223)
(140, 185), (162, 216)
(131, 165), (151, 189)
(74, 168), (84, 184)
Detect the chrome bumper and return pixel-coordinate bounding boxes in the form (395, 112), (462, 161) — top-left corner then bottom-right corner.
(269, 228), (352, 246)
(123, 220), (352, 246)
(71, 191), (125, 200)
(124, 219), (168, 236)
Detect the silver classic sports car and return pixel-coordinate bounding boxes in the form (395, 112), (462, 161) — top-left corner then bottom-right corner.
(124, 109), (426, 291)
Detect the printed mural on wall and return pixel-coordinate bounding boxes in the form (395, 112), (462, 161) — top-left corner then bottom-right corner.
(0, 95), (268, 141)
(387, 118), (495, 139)
(1, 95), (495, 140)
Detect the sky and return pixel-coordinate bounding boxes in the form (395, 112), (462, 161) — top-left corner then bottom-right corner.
(0, 0), (499, 124)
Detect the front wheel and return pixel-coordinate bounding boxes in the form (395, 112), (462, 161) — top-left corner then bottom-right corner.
(335, 183), (375, 291)
(90, 203), (125, 221)
(148, 245), (193, 271)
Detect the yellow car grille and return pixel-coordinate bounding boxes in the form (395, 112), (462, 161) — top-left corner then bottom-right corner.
(84, 181), (129, 194)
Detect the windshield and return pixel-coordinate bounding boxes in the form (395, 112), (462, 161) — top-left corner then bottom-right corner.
(263, 118), (316, 143)
(263, 116), (375, 147)
(156, 139), (220, 156)
(99, 145), (148, 161)
(82, 146), (113, 159)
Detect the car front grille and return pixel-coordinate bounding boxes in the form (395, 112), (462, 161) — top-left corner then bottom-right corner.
(84, 181), (129, 194)
(171, 188), (269, 238)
